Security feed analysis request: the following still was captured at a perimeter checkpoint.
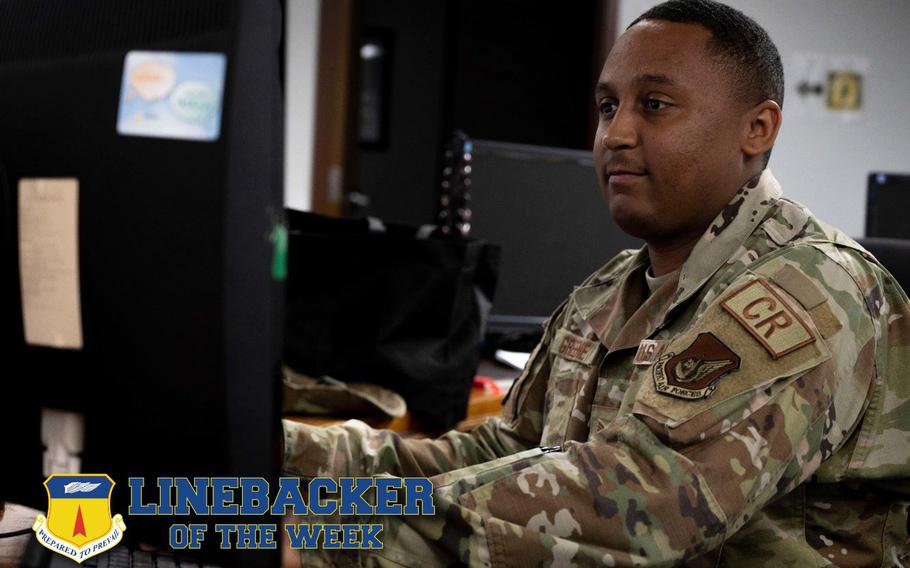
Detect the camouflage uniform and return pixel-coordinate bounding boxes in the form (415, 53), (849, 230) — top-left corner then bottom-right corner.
(283, 169), (910, 567)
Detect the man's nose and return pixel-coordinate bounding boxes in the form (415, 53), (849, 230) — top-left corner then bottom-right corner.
(601, 105), (638, 151)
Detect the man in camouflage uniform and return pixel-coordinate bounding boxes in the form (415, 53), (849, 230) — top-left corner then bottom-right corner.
(283, 0), (910, 565)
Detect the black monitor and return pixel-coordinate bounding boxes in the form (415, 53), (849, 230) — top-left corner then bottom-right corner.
(468, 140), (641, 327)
(866, 172), (910, 239)
(0, 1), (284, 565)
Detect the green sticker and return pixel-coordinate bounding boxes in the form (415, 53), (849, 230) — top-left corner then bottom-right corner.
(270, 223), (288, 281)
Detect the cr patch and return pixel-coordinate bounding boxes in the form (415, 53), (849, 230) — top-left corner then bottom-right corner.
(721, 278), (816, 359)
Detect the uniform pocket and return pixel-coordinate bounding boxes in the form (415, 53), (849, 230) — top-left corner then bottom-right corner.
(540, 329), (602, 445)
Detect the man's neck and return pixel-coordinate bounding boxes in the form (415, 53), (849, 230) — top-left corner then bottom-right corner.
(646, 232), (702, 277)
(645, 168), (765, 277)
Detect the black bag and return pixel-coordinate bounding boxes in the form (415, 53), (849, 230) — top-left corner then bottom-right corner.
(283, 210), (500, 431)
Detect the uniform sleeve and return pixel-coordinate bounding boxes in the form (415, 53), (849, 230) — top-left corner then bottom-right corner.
(281, 304), (567, 479)
(423, 251), (880, 566)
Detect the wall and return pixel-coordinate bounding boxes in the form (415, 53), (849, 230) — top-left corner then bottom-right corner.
(284, 0), (321, 211)
(616, 0), (910, 237)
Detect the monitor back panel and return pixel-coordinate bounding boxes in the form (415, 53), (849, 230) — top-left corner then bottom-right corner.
(866, 172), (910, 239)
(468, 140), (641, 319)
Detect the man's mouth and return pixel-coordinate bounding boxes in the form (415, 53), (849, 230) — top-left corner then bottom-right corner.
(608, 169), (647, 176)
(607, 169), (647, 186)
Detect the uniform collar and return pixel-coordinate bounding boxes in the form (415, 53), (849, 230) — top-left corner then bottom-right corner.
(671, 168), (782, 311)
(573, 169), (783, 348)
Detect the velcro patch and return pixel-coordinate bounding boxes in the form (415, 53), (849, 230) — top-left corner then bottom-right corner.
(770, 264), (826, 310)
(653, 333), (741, 400)
(633, 339), (669, 365)
(721, 278), (816, 359)
(552, 329), (599, 365)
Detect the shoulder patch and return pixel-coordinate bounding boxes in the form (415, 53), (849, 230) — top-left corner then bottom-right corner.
(652, 333), (740, 400)
(633, 274), (830, 427)
(551, 329), (599, 365)
(721, 278), (816, 359)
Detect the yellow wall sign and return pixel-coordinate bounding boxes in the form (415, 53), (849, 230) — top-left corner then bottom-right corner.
(827, 72), (863, 111)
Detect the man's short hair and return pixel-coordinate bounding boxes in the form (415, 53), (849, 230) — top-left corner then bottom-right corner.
(629, 0), (784, 165)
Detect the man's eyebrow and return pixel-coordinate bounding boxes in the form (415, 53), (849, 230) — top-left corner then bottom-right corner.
(595, 73), (678, 95)
(636, 73), (677, 86)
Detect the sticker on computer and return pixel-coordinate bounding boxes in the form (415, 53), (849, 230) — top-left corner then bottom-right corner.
(116, 51), (226, 141)
(32, 474), (126, 563)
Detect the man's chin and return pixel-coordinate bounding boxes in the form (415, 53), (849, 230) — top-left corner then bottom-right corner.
(608, 203), (658, 241)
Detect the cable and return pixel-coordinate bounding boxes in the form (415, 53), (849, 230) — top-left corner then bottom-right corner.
(0, 527), (32, 538)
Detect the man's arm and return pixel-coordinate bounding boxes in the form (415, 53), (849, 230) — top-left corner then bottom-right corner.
(417, 250), (884, 566)
(281, 306), (565, 479)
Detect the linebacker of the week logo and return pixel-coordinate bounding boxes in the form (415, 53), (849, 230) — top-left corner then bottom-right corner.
(32, 474), (127, 563)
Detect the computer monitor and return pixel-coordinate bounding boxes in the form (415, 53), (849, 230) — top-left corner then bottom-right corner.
(0, 1), (284, 565)
(866, 172), (910, 239)
(468, 140), (642, 326)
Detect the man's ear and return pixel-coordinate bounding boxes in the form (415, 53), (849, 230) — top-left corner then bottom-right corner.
(741, 100), (782, 159)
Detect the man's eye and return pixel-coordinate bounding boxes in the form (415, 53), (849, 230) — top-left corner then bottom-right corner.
(644, 98), (669, 111)
(598, 101), (616, 116)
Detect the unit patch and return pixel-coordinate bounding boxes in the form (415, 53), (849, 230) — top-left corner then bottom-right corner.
(721, 278), (816, 359)
(653, 333), (740, 400)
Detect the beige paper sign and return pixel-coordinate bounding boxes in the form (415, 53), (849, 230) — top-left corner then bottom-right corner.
(19, 178), (83, 349)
